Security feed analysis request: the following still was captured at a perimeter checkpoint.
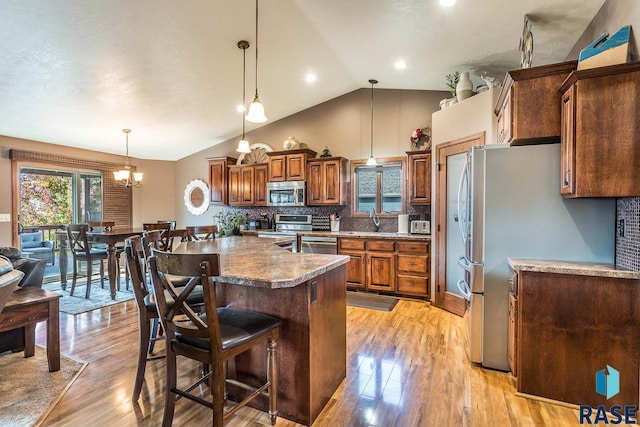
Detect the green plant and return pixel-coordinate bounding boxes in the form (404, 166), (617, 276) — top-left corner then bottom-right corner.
(214, 210), (248, 235)
(445, 71), (460, 97)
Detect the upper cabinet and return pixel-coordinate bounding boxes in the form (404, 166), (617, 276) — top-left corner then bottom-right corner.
(495, 61), (576, 145)
(207, 156), (237, 205)
(228, 163), (268, 206)
(406, 150), (431, 205)
(267, 149), (317, 182)
(559, 62), (640, 198)
(307, 157), (348, 205)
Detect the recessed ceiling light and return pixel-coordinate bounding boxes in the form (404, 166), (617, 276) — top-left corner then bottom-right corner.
(394, 60), (407, 70)
(440, 0), (456, 6)
(305, 72), (317, 83)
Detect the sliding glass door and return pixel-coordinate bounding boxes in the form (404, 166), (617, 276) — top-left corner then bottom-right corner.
(19, 167), (103, 229)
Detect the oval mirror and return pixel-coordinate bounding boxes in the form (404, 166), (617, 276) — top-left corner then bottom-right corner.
(184, 179), (210, 215)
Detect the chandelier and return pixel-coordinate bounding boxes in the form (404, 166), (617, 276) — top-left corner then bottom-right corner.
(113, 129), (143, 187)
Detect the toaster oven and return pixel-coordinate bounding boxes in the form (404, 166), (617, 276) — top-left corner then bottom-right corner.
(410, 220), (430, 234)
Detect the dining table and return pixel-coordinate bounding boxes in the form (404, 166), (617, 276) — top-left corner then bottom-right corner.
(58, 229), (143, 299)
(58, 228), (188, 299)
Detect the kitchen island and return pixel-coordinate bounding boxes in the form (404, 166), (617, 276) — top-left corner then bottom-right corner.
(173, 236), (349, 426)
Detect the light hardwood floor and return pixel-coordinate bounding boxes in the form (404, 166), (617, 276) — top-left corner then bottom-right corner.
(35, 298), (590, 426)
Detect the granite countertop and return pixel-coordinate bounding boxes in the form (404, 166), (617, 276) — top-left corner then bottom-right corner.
(508, 258), (640, 280)
(173, 236), (349, 289)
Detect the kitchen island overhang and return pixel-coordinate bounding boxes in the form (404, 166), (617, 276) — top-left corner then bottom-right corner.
(172, 236), (348, 425)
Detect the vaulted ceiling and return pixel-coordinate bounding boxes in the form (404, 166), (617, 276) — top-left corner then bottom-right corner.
(0, 0), (605, 160)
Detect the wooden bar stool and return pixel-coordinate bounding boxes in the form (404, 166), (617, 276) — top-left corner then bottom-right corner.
(148, 249), (281, 426)
(185, 225), (218, 241)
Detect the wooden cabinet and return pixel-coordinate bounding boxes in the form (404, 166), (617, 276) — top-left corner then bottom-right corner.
(559, 62), (640, 198)
(406, 151), (431, 205)
(227, 164), (268, 206)
(508, 293), (517, 376)
(366, 239), (395, 292)
(507, 269), (518, 376)
(495, 61), (576, 145)
(253, 164), (268, 205)
(307, 157), (348, 205)
(267, 149), (317, 182)
(396, 240), (429, 297)
(339, 237), (430, 297)
(338, 238), (366, 289)
(207, 156), (236, 205)
(512, 266), (640, 407)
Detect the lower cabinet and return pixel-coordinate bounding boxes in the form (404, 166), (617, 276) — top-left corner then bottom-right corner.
(338, 237), (430, 298)
(338, 239), (366, 289)
(512, 268), (639, 407)
(396, 241), (429, 297)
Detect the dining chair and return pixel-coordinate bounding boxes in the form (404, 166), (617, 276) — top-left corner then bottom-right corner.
(124, 236), (205, 402)
(66, 224), (108, 298)
(87, 221), (128, 289)
(148, 249), (281, 426)
(157, 220), (176, 230)
(142, 223), (173, 252)
(185, 225), (218, 241)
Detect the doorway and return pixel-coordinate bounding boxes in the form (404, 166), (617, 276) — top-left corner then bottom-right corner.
(434, 132), (485, 316)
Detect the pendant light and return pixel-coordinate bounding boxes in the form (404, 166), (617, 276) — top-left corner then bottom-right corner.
(366, 79), (378, 166)
(245, 0), (268, 123)
(236, 40), (251, 153)
(114, 129), (143, 187)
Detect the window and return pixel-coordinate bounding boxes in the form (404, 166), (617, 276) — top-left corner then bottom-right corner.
(19, 167), (103, 227)
(351, 157), (405, 216)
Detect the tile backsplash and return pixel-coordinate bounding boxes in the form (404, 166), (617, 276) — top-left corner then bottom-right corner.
(616, 197), (640, 271)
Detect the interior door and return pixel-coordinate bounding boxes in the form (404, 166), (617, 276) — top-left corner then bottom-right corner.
(434, 133), (485, 316)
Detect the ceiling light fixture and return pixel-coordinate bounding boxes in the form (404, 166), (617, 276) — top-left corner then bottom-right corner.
(366, 79), (378, 166)
(114, 129), (143, 187)
(237, 40), (251, 153)
(245, 0), (268, 123)
(394, 60), (407, 70)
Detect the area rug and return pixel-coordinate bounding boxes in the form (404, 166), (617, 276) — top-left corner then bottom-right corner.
(0, 346), (87, 427)
(43, 278), (134, 315)
(346, 291), (399, 312)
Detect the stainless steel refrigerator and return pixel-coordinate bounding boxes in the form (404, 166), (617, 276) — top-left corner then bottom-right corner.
(455, 143), (615, 371)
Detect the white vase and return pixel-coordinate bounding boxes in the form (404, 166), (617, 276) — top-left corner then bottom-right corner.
(456, 72), (473, 101)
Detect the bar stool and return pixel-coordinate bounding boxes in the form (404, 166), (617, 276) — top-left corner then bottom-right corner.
(148, 249), (281, 426)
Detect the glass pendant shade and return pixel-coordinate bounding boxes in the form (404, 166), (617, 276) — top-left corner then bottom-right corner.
(366, 156), (377, 166)
(114, 169), (129, 180)
(237, 139), (251, 153)
(132, 172), (144, 182)
(246, 96), (267, 123)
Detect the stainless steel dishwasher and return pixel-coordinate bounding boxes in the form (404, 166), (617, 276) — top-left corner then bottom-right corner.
(300, 235), (338, 254)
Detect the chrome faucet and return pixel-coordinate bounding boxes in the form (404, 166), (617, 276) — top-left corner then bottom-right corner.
(370, 209), (380, 232)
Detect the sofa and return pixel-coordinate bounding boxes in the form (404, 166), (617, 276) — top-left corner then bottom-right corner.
(19, 231), (55, 265)
(0, 256), (23, 313)
(0, 247), (46, 354)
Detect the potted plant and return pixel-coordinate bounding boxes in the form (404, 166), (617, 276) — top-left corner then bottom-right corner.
(214, 210), (248, 236)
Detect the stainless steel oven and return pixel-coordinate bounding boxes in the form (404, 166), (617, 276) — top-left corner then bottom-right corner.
(267, 181), (306, 207)
(300, 235), (338, 254)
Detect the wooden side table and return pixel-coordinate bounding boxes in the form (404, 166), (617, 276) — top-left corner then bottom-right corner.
(0, 287), (61, 372)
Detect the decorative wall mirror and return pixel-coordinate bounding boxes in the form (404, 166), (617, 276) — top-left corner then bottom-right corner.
(184, 179), (210, 215)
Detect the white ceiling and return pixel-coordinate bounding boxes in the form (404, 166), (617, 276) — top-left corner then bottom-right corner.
(0, 0), (605, 161)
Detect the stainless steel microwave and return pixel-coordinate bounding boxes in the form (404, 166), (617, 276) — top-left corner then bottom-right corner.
(267, 181), (306, 207)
